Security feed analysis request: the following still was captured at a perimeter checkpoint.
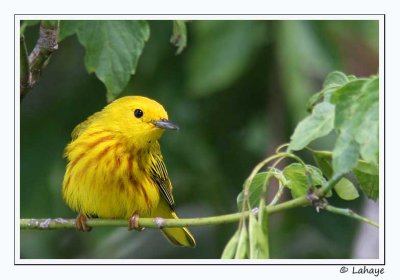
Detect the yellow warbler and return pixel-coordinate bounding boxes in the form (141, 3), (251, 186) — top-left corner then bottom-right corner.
(62, 96), (195, 247)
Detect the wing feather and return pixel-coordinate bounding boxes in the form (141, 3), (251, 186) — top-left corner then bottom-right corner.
(150, 156), (175, 210)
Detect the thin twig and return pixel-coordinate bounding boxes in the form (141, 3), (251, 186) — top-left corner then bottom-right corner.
(21, 196), (310, 230)
(269, 181), (285, 206)
(323, 204), (379, 228)
(20, 194), (378, 230)
(317, 173), (343, 197)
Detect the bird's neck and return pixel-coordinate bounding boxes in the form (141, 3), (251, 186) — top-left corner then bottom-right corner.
(116, 132), (161, 156)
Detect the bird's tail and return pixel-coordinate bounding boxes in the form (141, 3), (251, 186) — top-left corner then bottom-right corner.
(154, 200), (196, 248)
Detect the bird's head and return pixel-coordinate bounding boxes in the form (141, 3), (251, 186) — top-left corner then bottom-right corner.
(100, 96), (179, 148)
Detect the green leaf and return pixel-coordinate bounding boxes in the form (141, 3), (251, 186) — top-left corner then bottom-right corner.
(221, 230), (240, 259)
(248, 212), (269, 259)
(309, 87), (339, 110)
(237, 173), (267, 210)
(258, 202), (270, 259)
(332, 79), (368, 128)
(354, 169), (379, 200)
(234, 225), (249, 259)
(355, 78), (379, 165)
(307, 90), (324, 112)
(66, 20), (150, 100)
(333, 177), (359, 200)
(59, 20), (84, 41)
(187, 21), (266, 97)
(283, 163), (326, 198)
(330, 77), (379, 175)
(170, 20), (188, 55)
(323, 71), (349, 88)
(312, 149), (378, 176)
(307, 72), (349, 111)
(289, 102), (335, 151)
(332, 129), (360, 175)
(312, 150), (333, 178)
(356, 103), (379, 165)
(307, 165), (327, 186)
(311, 149), (378, 200)
(356, 160), (379, 176)
(347, 74), (357, 81)
(248, 213), (258, 259)
(236, 170), (287, 210)
(20, 20), (40, 34)
(322, 87), (339, 104)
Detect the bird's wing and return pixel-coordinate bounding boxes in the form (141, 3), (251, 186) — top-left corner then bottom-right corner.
(150, 156), (176, 211)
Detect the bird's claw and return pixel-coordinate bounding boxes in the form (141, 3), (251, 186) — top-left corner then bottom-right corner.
(128, 213), (145, 231)
(75, 213), (92, 232)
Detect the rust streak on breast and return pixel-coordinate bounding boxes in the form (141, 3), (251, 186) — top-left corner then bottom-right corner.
(95, 145), (112, 162)
(85, 135), (114, 149)
(127, 153), (152, 210)
(118, 178), (125, 193)
(64, 174), (71, 191)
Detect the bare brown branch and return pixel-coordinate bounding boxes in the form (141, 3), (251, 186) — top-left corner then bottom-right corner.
(20, 20), (59, 100)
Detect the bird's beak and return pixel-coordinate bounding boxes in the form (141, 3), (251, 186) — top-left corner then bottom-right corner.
(152, 119), (180, 130)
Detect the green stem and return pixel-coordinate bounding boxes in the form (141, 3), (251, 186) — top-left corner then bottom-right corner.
(317, 173), (343, 197)
(306, 148), (332, 158)
(275, 143), (289, 153)
(20, 196), (311, 230)
(261, 157), (286, 200)
(269, 181), (285, 206)
(20, 191), (378, 230)
(323, 205), (379, 228)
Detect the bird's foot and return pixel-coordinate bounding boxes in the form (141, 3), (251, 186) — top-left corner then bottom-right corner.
(75, 213), (92, 232)
(128, 213), (145, 231)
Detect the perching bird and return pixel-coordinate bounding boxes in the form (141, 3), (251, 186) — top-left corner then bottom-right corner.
(62, 96), (196, 247)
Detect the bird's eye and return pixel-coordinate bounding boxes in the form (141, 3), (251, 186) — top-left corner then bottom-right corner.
(134, 109), (143, 118)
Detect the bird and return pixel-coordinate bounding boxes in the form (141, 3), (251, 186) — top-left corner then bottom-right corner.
(62, 95), (196, 248)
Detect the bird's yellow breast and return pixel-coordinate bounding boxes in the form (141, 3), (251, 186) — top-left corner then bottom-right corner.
(62, 129), (161, 219)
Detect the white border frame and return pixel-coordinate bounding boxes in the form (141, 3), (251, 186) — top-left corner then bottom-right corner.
(15, 14), (385, 265)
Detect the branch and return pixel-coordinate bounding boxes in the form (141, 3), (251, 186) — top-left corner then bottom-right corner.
(21, 196), (310, 230)
(20, 170), (378, 231)
(20, 20), (59, 100)
(323, 204), (379, 228)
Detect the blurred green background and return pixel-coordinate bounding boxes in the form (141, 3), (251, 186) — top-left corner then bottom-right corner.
(20, 20), (379, 259)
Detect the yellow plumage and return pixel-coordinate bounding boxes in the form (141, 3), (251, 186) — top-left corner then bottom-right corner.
(62, 96), (195, 248)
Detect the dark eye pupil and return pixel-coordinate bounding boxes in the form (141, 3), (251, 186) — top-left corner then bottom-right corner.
(134, 109), (143, 118)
